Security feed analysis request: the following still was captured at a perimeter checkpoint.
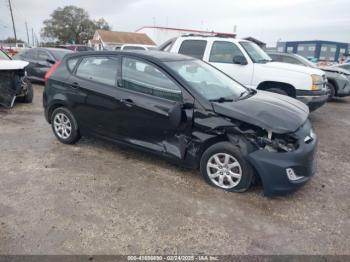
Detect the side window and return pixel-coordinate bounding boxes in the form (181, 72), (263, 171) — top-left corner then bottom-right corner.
(178, 40), (207, 60)
(38, 50), (50, 61)
(209, 41), (244, 63)
(25, 49), (37, 59)
(67, 58), (79, 72)
(281, 56), (302, 65)
(122, 57), (182, 101)
(76, 56), (118, 86)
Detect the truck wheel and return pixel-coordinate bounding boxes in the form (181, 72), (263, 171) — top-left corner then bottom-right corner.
(16, 81), (33, 103)
(200, 142), (253, 192)
(22, 82), (34, 103)
(266, 88), (288, 96)
(326, 82), (336, 101)
(51, 107), (81, 144)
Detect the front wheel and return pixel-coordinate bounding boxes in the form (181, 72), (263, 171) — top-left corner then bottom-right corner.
(51, 107), (81, 144)
(200, 142), (253, 192)
(326, 82), (336, 101)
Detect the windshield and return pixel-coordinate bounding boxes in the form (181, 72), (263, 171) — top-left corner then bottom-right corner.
(50, 49), (73, 60)
(165, 59), (248, 101)
(0, 50), (11, 60)
(294, 54), (317, 68)
(240, 41), (271, 63)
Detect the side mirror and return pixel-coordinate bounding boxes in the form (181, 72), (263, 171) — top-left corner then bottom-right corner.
(233, 55), (248, 65)
(46, 58), (56, 64)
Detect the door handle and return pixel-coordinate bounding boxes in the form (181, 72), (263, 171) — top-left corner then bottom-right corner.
(120, 98), (134, 107)
(70, 82), (80, 89)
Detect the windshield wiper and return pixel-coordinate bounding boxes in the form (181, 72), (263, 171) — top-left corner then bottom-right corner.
(209, 97), (234, 103)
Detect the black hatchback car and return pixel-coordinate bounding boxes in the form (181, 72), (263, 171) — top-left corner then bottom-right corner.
(43, 51), (317, 196)
(13, 47), (73, 82)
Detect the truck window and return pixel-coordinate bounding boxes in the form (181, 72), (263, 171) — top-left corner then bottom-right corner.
(209, 41), (245, 63)
(178, 40), (207, 60)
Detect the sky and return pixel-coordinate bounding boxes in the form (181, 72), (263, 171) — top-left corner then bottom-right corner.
(0, 0), (349, 46)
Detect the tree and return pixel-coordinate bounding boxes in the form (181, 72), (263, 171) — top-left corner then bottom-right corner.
(41, 6), (111, 44)
(0, 37), (24, 43)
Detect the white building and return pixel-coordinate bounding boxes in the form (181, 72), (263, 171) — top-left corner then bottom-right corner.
(89, 30), (156, 51)
(136, 26), (236, 46)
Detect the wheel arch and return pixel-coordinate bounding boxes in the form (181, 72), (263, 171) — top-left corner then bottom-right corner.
(327, 78), (338, 95)
(257, 81), (297, 98)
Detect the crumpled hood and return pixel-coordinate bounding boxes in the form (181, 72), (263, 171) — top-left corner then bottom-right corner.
(264, 61), (323, 75)
(0, 60), (29, 70)
(321, 66), (350, 75)
(212, 90), (309, 134)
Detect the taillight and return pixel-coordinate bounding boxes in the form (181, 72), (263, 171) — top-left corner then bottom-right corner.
(44, 61), (60, 83)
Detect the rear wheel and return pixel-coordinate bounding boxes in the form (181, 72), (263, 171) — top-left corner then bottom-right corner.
(51, 107), (81, 144)
(326, 82), (336, 101)
(200, 142), (253, 192)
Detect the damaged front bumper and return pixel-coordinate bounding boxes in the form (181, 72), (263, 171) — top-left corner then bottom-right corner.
(247, 120), (317, 197)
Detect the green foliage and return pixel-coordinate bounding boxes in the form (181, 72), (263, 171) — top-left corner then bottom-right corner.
(0, 37), (25, 43)
(41, 6), (111, 44)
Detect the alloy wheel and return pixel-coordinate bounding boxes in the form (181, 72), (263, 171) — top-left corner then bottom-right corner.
(53, 113), (72, 139)
(206, 153), (242, 189)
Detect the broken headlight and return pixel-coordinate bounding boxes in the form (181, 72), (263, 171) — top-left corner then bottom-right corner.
(255, 133), (298, 152)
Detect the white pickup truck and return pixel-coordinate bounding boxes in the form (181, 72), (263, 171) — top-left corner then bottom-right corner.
(160, 35), (328, 111)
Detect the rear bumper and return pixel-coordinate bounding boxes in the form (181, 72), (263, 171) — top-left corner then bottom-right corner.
(247, 121), (317, 197)
(296, 90), (328, 112)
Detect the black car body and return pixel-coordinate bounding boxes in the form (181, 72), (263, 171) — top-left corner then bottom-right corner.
(268, 52), (350, 100)
(0, 49), (33, 107)
(13, 47), (73, 82)
(43, 51), (317, 196)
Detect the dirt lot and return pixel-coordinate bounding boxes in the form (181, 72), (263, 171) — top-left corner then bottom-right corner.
(0, 84), (349, 255)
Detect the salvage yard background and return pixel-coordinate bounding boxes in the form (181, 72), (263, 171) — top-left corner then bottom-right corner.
(0, 84), (349, 254)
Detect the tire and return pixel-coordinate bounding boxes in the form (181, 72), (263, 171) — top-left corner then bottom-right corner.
(16, 80), (33, 103)
(51, 107), (81, 144)
(200, 142), (253, 192)
(266, 88), (288, 96)
(326, 82), (336, 101)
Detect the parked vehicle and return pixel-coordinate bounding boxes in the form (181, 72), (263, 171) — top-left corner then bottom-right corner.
(0, 49), (33, 107)
(118, 44), (158, 51)
(334, 63), (350, 72)
(268, 52), (350, 100)
(56, 45), (95, 52)
(43, 51), (317, 196)
(160, 35), (328, 111)
(13, 47), (73, 82)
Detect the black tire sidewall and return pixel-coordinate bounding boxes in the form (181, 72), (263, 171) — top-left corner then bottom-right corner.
(51, 107), (80, 144)
(326, 82), (335, 101)
(200, 142), (253, 192)
(23, 82), (33, 103)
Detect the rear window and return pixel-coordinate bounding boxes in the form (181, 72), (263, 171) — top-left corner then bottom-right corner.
(178, 40), (207, 59)
(50, 49), (73, 60)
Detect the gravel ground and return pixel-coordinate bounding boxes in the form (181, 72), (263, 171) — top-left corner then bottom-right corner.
(0, 84), (349, 255)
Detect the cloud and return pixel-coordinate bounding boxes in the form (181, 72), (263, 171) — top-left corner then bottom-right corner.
(0, 0), (349, 46)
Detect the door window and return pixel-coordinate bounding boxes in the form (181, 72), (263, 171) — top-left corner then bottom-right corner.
(281, 56), (302, 65)
(178, 40), (207, 59)
(209, 41), (244, 63)
(76, 56), (118, 86)
(122, 57), (182, 101)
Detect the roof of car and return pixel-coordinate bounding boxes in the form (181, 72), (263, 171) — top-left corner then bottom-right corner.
(32, 47), (73, 53)
(64, 50), (195, 62)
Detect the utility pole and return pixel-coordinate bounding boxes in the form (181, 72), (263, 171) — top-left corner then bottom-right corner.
(8, 0), (17, 43)
(31, 28), (34, 47)
(25, 22), (30, 45)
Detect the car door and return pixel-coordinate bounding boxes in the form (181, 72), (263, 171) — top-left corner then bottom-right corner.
(118, 56), (194, 159)
(68, 55), (124, 138)
(206, 40), (254, 87)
